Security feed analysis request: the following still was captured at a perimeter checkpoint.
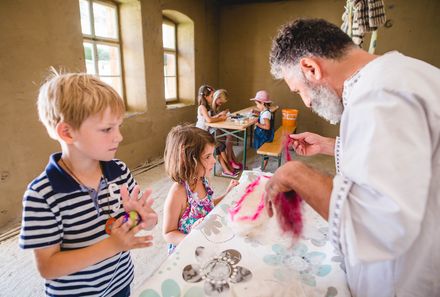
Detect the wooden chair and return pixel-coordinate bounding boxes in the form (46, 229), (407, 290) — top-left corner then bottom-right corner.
(256, 125), (296, 169)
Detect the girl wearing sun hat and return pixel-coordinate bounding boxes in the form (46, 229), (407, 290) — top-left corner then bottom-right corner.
(251, 90), (275, 169)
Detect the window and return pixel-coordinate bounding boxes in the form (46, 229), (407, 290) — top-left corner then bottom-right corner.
(79, 0), (124, 97)
(161, 10), (194, 107)
(162, 18), (178, 102)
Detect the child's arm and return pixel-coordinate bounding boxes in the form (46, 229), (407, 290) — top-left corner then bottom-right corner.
(162, 183), (187, 246)
(213, 180), (239, 205)
(33, 217), (153, 279)
(255, 118), (271, 130)
(252, 109), (260, 115)
(199, 105), (227, 123)
(218, 109), (229, 116)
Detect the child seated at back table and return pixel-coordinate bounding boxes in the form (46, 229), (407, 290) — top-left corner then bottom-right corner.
(195, 85), (238, 178)
(251, 90), (275, 170)
(162, 124), (239, 254)
(211, 89), (243, 171)
(19, 71), (158, 297)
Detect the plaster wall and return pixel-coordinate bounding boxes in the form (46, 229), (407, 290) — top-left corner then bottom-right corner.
(0, 0), (219, 230)
(1, 0), (439, 231)
(218, 0), (440, 136)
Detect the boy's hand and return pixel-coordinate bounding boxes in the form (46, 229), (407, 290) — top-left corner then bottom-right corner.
(109, 216), (154, 251)
(120, 185), (158, 230)
(227, 180), (239, 192)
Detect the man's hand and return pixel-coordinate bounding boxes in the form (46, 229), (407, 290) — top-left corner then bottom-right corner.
(290, 132), (336, 156)
(120, 185), (158, 230)
(264, 162), (298, 217)
(265, 160), (332, 220)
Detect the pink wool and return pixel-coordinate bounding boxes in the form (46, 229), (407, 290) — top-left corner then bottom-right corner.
(274, 190), (303, 237)
(229, 175), (269, 222)
(272, 135), (303, 238)
(229, 135), (303, 237)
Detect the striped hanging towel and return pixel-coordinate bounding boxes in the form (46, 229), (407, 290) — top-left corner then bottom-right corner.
(341, 0), (387, 46)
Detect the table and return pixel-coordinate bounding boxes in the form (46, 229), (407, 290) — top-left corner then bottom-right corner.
(135, 171), (350, 297)
(206, 106), (279, 173)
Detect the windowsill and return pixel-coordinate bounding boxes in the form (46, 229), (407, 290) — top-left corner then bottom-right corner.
(124, 110), (146, 119)
(166, 101), (194, 110)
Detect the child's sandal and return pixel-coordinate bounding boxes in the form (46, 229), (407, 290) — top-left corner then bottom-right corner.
(221, 171), (239, 178)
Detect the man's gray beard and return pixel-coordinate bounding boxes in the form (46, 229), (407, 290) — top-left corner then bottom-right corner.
(307, 81), (343, 125)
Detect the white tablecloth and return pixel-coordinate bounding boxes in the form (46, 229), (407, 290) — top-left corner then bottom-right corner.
(135, 170), (350, 297)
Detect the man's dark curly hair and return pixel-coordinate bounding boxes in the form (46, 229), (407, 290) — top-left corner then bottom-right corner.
(270, 18), (355, 79)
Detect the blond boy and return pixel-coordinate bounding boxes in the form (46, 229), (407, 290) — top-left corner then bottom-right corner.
(19, 72), (157, 297)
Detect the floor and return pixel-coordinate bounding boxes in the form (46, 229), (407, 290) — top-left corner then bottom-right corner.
(0, 147), (335, 297)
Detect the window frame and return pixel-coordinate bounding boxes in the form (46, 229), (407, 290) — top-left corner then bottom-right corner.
(80, 0), (126, 99)
(162, 17), (179, 103)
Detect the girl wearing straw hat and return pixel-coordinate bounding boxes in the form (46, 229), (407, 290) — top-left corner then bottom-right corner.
(251, 90), (275, 169)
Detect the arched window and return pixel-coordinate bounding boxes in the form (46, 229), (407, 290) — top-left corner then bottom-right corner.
(162, 18), (178, 102)
(162, 10), (195, 106)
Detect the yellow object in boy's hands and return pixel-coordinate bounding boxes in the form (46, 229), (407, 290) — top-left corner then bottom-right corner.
(105, 211), (141, 235)
(122, 211), (142, 228)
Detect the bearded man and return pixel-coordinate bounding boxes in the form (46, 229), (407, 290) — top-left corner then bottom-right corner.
(265, 18), (440, 297)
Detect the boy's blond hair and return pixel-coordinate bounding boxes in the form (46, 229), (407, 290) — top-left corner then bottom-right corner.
(164, 124), (215, 189)
(37, 71), (125, 139)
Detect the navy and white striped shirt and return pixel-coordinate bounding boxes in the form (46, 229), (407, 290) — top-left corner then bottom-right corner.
(19, 153), (136, 296)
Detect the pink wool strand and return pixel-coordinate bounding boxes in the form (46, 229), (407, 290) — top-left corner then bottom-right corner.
(284, 134), (294, 162)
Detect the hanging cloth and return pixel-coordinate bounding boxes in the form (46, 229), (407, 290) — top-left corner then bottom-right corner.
(341, 0), (387, 53)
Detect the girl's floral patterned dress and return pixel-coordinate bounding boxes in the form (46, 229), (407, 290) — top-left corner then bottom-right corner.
(168, 177), (214, 254)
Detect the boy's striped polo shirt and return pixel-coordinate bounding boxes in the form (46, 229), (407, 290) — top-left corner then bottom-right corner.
(19, 153), (137, 297)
